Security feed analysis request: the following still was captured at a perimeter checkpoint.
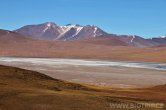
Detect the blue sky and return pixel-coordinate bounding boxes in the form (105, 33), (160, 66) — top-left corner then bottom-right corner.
(0, 0), (166, 38)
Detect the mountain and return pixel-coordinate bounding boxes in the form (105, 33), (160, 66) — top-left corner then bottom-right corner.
(15, 22), (107, 40)
(0, 29), (27, 41)
(15, 22), (165, 47)
(14, 22), (63, 40)
(150, 36), (166, 45)
(0, 29), (58, 57)
(79, 36), (128, 46)
(1, 29), (166, 62)
(97, 34), (160, 47)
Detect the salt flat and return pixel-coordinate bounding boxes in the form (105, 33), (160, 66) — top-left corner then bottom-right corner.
(0, 57), (166, 88)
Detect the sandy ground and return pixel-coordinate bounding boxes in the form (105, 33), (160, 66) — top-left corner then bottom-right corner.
(0, 57), (166, 88)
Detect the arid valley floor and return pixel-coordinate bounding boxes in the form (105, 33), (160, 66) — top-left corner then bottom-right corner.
(0, 65), (166, 110)
(0, 57), (166, 110)
(0, 57), (166, 88)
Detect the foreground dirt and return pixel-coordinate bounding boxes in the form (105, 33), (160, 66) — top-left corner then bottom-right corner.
(0, 65), (166, 110)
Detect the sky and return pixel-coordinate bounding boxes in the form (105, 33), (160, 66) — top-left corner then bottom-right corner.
(0, 0), (166, 38)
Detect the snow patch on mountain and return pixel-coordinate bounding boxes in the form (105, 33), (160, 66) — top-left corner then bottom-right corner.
(43, 27), (49, 33)
(57, 24), (84, 39)
(131, 35), (135, 43)
(47, 23), (51, 27)
(42, 22), (52, 33)
(71, 26), (83, 38)
(93, 27), (98, 37)
(160, 36), (166, 38)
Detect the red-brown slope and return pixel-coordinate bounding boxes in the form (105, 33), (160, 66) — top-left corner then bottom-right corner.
(0, 29), (166, 62)
(0, 29), (31, 42)
(76, 36), (128, 46)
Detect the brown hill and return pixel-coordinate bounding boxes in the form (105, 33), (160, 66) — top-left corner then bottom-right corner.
(0, 29), (166, 62)
(0, 65), (166, 110)
(77, 36), (128, 46)
(0, 29), (31, 42)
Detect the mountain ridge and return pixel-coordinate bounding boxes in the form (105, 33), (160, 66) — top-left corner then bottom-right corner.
(15, 22), (107, 40)
(14, 22), (166, 47)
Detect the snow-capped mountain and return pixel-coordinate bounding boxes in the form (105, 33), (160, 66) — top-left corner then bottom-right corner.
(14, 22), (166, 47)
(15, 22), (107, 40)
(15, 22), (63, 40)
(97, 34), (160, 47)
(159, 36), (166, 38)
(150, 36), (166, 45)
